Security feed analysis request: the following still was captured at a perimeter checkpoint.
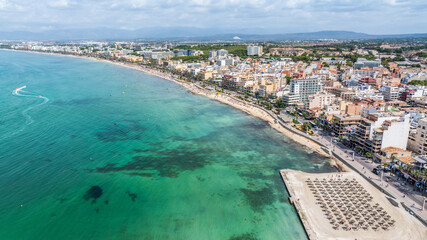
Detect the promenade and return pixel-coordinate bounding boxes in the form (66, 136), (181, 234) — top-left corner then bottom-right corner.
(120, 64), (427, 227)
(18, 52), (426, 225)
(139, 66), (427, 226)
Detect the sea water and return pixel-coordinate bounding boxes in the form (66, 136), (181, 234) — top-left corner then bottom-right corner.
(0, 51), (334, 240)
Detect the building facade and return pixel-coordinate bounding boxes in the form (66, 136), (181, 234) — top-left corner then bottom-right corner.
(408, 118), (427, 155)
(290, 78), (323, 104)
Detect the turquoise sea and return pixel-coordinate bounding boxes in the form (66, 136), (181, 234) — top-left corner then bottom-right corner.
(0, 51), (334, 240)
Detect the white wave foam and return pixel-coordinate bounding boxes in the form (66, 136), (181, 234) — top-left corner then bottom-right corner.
(2, 86), (50, 139)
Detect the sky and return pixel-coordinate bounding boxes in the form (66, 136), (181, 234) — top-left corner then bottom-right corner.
(0, 0), (426, 34)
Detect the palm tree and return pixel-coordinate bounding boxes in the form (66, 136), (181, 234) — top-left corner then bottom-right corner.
(302, 122), (311, 133)
(404, 165), (412, 174)
(390, 155), (396, 164)
(413, 170), (421, 180)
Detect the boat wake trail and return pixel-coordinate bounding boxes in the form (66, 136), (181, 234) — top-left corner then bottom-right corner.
(1, 86), (50, 139)
(12, 86), (49, 125)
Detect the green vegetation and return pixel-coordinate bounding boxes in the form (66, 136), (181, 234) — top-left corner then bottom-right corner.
(381, 54), (405, 67)
(273, 99), (287, 108)
(174, 44), (248, 57)
(415, 52), (427, 58)
(285, 76), (292, 84)
(292, 119), (301, 125)
(171, 55), (208, 62)
(260, 101), (273, 110)
(291, 53), (311, 63)
(407, 80), (427, 86)
(302, 122), (311, 133)
(322, 62), (330, 67)
(343, 54), (376, 63)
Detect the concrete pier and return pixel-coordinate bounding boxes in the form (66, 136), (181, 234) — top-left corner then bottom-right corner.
(280, 170), (318, 240)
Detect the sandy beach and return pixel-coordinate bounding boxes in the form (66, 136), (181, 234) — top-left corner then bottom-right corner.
(281, 169), (427, 240)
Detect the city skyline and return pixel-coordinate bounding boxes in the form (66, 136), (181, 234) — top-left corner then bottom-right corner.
(0, 0), (427, 35)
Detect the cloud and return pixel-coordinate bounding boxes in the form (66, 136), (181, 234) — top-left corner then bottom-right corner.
(0, 0), (7, 9)
(48, 0), (71, 8)
(0, 0), (425, 34)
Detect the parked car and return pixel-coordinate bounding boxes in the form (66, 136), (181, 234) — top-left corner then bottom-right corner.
(372, 168), (380, 175)
(376, 165), (391, 173)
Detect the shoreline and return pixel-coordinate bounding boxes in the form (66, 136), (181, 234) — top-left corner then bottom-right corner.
(1, 49), (331, 160)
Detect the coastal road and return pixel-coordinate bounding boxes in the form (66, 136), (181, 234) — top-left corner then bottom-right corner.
(192, 83), (427, 224)
(311, 129), (427, 223)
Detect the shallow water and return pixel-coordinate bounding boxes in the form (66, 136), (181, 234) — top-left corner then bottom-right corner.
(0, 51), (335, 240)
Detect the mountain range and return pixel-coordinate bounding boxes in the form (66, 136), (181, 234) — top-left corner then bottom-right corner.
(0, 28), (426, 41)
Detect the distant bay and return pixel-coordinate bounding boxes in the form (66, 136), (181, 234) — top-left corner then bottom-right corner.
(0, 50), (334, 240)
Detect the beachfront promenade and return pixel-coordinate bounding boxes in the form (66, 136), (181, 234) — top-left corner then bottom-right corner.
(207, 85), (427, 225)
(141, 66), (427, 225)
(13, 52), (425, 226)
(277, 112), (427, 225)
(190, 80), (427, 225)
(311, 132), (427, 223)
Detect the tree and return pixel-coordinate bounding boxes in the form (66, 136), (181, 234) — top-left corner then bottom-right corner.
(390, 155), (396, 164)
(413, 170), (421, 180)
(404, 165), (412, 174)
(302, 122), (311, 133)
(293, 119), (301, 125)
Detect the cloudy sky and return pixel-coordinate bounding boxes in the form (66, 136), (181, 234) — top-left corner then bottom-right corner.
(0, 0), (426, 34)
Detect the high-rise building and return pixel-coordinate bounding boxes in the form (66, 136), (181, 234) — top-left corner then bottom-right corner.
(289, 78), (322, 104)
(247, 46), (263, 56)
(217, 49), (228, 57)
(209, 50), (217, 58)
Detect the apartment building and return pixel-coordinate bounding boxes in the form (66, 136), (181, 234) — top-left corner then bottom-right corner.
(290, 78), (322, 104)
(407, 118), (427, 155)
(354, 58), (381, 70)
(355, 113), (410, 154)
(380, 86), (400, 101)
(247, 46), (263, 56)
(307, 92), (336, 110)
(331, 115), (364, 137)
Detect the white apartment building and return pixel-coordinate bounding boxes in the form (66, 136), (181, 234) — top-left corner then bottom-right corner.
(209, 50), (217, 58)
(408, 118), (427, 155)
(289, 78), (322, 104)
(307, 92), (336, 110)
(380, 86), (400, 101)
(356, 114), (410, 153)
(217, 49), (228, 57)
(247, 46), (263, 56)
(282, 93), (300, 106)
